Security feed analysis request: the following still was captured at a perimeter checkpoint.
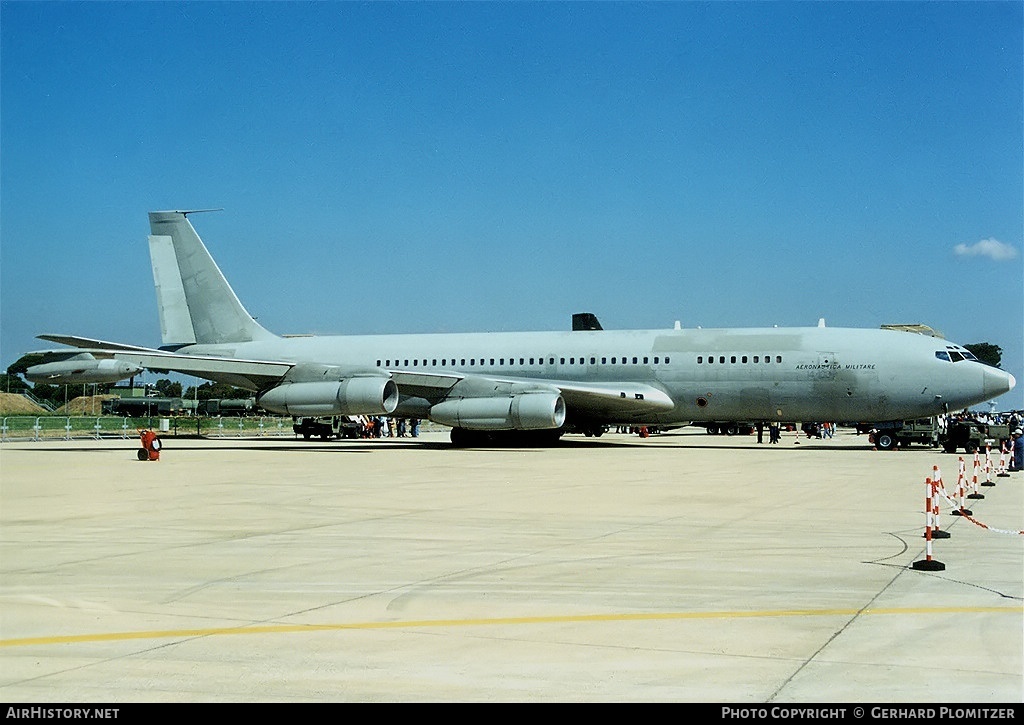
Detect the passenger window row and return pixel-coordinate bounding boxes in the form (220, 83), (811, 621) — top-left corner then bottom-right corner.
(696, 355), (784, 364)
(375, 355), (672, 368)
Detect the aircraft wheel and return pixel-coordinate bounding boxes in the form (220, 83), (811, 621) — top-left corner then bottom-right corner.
(450, 427), (479, 447)
(724, 424), (739, 436)
(524, 429), (563, 446)
(875, 432), (897, 450)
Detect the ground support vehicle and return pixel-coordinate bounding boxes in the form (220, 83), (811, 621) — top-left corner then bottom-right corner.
(941, 420), (1012, 454)
(866, 417), (1011, 453)
(292, 416), (362, 440)
(868, 418), (941, 451)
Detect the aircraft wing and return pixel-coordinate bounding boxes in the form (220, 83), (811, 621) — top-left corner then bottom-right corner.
(390, 369), (674, 420)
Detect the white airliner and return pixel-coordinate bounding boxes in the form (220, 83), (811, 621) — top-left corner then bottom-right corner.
(20, 210), (1015, 445)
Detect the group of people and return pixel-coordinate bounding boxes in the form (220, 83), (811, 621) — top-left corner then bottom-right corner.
(938, 410), (1021, 432)
(756, 421), (834, 444)
(358, 416), (420, 438)
(799, 421), (835, 439)
(1001, 412), (1024, 471)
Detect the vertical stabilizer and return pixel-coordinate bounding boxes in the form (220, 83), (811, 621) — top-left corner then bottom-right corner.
(148, 211), (276, 345)
(149, 234), (197, 345)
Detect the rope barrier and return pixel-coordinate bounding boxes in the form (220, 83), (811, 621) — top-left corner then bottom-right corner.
(912, 460), (1022, 571)
(931, 476), (1023, 536)
(951, 511), (1024, 536)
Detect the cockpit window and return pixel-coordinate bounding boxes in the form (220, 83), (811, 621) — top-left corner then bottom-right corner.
(936, 349), (977, 363)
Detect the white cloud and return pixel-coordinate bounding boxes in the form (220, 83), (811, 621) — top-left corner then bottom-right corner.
(953, 238), (1019, 261)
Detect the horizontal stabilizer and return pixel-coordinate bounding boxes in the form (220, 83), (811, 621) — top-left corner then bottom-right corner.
(114, 351), (291, 377)
(37, 334), (164, 352)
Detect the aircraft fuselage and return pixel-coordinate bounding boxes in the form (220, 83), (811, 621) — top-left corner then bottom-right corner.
(179, 324), (1006, 425)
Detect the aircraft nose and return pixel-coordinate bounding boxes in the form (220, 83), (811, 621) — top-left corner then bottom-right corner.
(983, 366), (1016, 398)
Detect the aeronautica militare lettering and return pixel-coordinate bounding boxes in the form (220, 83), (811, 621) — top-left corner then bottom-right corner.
(793, 364), (876, 370)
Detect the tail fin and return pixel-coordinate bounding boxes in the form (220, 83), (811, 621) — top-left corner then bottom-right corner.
(148, 210), (277, 346)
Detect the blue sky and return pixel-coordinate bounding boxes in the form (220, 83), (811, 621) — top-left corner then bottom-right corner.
(2, 1), (1021, 409)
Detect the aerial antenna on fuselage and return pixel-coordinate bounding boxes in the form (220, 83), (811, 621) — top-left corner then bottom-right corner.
(176, 208), (224, 217)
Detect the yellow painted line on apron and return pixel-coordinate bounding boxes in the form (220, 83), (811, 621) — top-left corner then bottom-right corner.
(2, 606), (1020, 648)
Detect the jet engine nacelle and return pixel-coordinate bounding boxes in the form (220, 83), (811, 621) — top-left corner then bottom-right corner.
(429, 392), (566, 430)
(25, 358), (144, 384)
(257, 377), (398, 417)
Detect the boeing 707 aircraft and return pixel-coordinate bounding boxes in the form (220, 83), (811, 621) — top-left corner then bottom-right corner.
(18, 210), (1016, 445)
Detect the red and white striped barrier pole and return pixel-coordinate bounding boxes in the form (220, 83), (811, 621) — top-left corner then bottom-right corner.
(950, 457), (973, 517)
(981, 444), (996, 487)
(913, 477), (945, 571)
(925, 466), (950, 539)
(967, 451), (985, 500)
(997, 442), (1011, 478)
